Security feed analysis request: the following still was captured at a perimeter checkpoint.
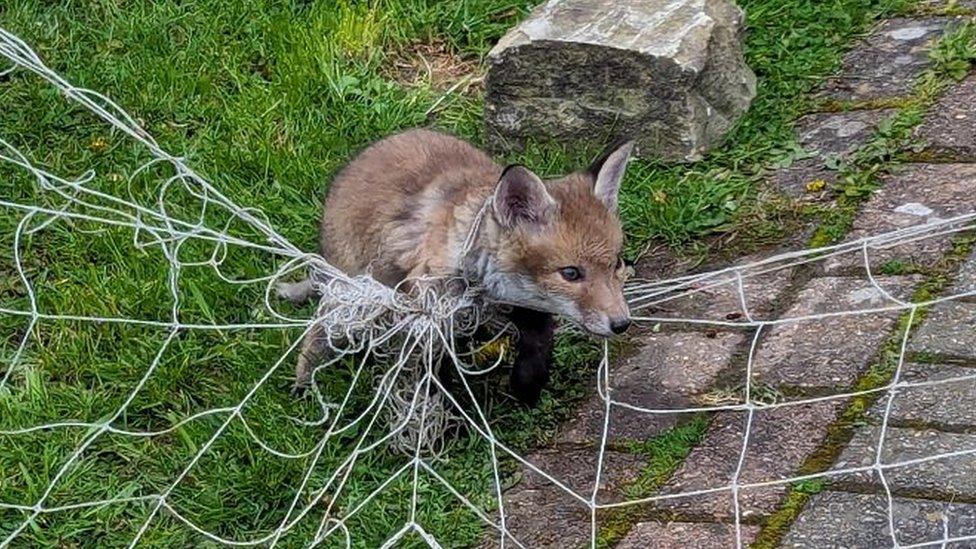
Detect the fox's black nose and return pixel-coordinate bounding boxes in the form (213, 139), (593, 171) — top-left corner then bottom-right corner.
(610, 318), (631, 335)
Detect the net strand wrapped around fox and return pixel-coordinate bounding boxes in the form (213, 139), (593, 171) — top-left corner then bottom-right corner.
(5, 25), (976, 549)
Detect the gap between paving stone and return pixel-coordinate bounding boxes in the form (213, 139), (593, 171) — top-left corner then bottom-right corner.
(866, 362), (976, 433)
(831, 424), (976, 502)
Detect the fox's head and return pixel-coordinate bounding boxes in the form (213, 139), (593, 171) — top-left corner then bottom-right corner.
(485, 141), (634, 337)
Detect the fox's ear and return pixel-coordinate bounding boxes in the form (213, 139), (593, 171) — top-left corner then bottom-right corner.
(493, 165), (556, 229)
(588, 140), (635, 213)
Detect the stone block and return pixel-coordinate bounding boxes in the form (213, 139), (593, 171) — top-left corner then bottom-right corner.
(915, 73), (976, 161)
(485, 0), (756, 162)
(910, 301), (976, 361)
(499, 447), (645, 547)
(557, 331), (742, 445)
(833, 425), (976, 498)
(825, 163), (976, 272)
(867, 363), (976, 430)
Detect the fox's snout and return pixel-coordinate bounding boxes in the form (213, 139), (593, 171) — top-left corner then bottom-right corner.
(579, 296), (631, 337)
(610, 317), (631, 334)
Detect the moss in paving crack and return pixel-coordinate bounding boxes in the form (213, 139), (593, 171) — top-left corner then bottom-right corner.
(594, 415), (711, 548)
(809, 19), (976, 249)
(753, 235), (976, 548)
(752, 20), (976, 548)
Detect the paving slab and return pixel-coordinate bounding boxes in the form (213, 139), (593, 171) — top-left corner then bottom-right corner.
(557, 331), (742, 445)
(820, 17), (951, 103)
(867, 363), (976, 430)
(915, 73), (976, 161)
(774, 109), (895, 197)
(753, 276), (919, 390)
(617, 521), (759, 549)
(833, 425), (976, 498)
(918, 0), (976, 12)
(499, 447), (644, 547)
(824, 163), (976, 272)
(954, 249), (976, 296)
(784, 490), (976, 548)
(657, 401), (842, 519)
(909, 301), (976, 361)
(632, 254), (794, 325)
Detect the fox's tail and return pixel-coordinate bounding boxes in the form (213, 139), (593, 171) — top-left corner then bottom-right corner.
(276, 278), (321, 306)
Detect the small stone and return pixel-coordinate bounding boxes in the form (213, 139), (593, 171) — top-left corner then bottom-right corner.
(753, 276), (920, 390)
(819, 18), (950, 102)
(618, 521), (759, 548)
(657, 401), (842, 518)
(773, 110), (895, 197)
(784, 491), (976, 548)
(824, 163), (976, 272)
(484, 0), (756, 162)
(894, 202), (935, 217)
(867, 362), (976, 430)
(915, 74), (976, 161)
(833, 425), (976, 498)
(909, 301), (976, 360)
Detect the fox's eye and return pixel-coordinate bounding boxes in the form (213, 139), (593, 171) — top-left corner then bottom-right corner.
(559, 266), (583, 282)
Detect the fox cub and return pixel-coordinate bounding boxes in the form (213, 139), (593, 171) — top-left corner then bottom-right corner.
(281, 129), (634, 406)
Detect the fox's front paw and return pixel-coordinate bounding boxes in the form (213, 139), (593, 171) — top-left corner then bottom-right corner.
(509, 356), (549, 407)
(289, 381), (310, 399)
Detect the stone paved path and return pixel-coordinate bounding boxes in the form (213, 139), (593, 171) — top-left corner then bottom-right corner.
(491, 4), (976, 548)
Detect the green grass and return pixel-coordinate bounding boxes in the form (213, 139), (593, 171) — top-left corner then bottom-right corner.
(594, 415), (711, 548)
(0, 0), (933, 546)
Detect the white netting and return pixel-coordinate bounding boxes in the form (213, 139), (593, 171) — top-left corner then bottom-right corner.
(2, 27), (976, 548)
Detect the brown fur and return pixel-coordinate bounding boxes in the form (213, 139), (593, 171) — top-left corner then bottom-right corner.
(290, 128), (632, 401)
(319, 129), (627, 324)
(320, 129), (500, 286)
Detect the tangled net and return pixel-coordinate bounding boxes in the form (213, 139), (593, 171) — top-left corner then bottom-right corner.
(2, 27), (976, 548)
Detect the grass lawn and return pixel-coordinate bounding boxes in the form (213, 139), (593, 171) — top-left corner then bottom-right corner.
(0, 0), (914, 546)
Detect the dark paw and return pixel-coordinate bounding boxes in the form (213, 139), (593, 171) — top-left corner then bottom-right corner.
(509, 359), (549, 408)
(510, 379), (544, 407)
(289, 381), (309, 399)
